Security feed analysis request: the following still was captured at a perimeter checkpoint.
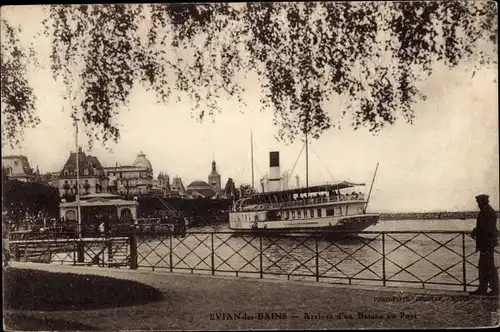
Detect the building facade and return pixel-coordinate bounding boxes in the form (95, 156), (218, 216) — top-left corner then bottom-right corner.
(104, 151), (154, 196)
(2, 155), (36, 182)
(151, 172), (171, 196)
(58, 147), (108, 197)
(41, 172), (60, 188)
(208, 160), (221, 194)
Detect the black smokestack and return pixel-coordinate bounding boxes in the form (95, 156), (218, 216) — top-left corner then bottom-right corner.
(269, 151), (280, 167)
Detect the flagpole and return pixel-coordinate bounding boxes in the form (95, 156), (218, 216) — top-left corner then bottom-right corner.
(75, 120), (81, 238)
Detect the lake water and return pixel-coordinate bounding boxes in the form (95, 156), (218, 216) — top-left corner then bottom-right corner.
(132, 219), (498, 291)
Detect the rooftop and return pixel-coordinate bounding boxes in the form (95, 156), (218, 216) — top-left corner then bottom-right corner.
(132, 151), (152, 171)
(59, 148), (105, 178)
(187, 180), (211, 188)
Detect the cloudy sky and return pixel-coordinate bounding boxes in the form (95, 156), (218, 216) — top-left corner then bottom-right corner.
(2, 5), (498, 213)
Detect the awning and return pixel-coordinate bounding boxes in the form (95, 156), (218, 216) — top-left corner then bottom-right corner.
(250, 181), (365, 198)
(60, 197), (138, 208)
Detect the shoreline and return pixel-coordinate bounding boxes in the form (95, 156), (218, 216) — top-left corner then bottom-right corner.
(376, 211), (498, 221)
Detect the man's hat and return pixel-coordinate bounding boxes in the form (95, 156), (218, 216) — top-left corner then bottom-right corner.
(475, 194), (489, 200)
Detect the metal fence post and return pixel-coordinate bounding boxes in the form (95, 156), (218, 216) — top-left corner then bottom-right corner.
(47, 240), (51, 263)
(73, 239), (76, 265)
(129, 232), (138, 270)
(315, 237), (319, 282)
(169, 234), (173, 272)
(107, 237), (112, 266)
(211, 233), (215, 275)
(259, 236), (263, 279)
(14, 244), (21, 261)
(382, 232), (386, 287)
(462, 232), (467, 292)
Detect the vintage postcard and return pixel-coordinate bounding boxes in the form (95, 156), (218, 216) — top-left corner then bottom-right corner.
(2, 2), (499, 330)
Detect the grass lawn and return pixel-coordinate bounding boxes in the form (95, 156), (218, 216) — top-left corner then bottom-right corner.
(3, 313), (98, 331)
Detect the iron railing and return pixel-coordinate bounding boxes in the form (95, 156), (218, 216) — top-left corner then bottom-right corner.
(7, 230), (500, 291)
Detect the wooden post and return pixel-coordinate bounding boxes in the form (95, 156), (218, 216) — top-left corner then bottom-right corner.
(129, 233), (138, 269)
(77, 241), (84, 263)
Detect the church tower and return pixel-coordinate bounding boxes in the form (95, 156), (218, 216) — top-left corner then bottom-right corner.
(208, 160), (221, 194)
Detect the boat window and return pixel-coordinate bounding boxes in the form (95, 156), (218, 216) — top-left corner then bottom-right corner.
(291, 211), (295, 219)
(335, 206), (342, 216)
(326, 209), (335, 217)
(297, 210), (301, 218)
(303, 210), (307, 218)
(286, 211), (290, 219)
(310, 209), (314, 218)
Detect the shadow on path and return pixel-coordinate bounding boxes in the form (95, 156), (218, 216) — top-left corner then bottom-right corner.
(3, 267), (164, 311)
(4, 313), (98, 331)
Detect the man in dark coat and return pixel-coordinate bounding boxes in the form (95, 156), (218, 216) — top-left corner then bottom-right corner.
(470, 194), (499, 296)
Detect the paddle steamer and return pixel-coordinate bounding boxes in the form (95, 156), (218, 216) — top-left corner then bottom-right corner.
(229, 132), (379, 235)
(229, 180), (379, 235)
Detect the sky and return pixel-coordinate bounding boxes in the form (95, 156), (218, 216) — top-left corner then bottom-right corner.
(1, 5), (499, 213)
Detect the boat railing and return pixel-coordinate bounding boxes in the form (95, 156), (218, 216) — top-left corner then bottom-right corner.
(239, 194), (365, 211)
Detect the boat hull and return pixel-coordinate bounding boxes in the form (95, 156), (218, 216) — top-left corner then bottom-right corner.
(229, 213), (379, 237)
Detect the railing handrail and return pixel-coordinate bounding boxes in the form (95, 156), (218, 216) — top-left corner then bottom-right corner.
(8, 229), (476, 238)
(7, 228), (498, 292)
(240, 195), (367, 211)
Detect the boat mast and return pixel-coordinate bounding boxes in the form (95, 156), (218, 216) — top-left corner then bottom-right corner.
(364, 162), (379, 213)
(305, 129), (309, 189)
(251, 130), (254, 191)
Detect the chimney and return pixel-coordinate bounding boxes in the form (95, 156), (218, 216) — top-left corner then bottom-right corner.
(296, 175), (300, 188)
(268, 151), (281, 191)
(78, 147), (82, 153)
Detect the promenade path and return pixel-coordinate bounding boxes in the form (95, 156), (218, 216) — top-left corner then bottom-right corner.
(5, 262), (500, 330)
